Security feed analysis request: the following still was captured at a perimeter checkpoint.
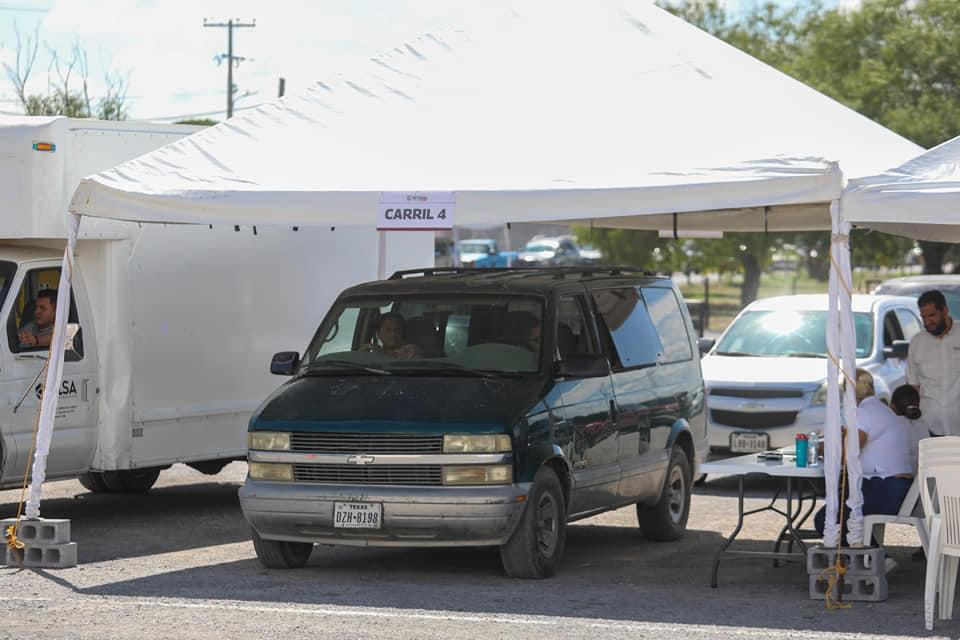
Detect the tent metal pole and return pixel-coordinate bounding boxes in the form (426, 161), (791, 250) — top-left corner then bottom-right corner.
(377, 230), (387, 280)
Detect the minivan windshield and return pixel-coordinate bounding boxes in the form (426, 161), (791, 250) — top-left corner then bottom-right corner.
(301, 295), (544, 376)
(715, 310), (874, 358)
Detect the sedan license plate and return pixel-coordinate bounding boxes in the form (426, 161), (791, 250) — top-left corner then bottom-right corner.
(333, 502), (382, 529)
(730, 432), (769, 453)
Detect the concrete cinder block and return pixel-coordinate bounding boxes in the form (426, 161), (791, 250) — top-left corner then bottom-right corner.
(0, 518), (71, 545)
(809, 573), (888, 602)
(806, 545), (885, 576)
(21, 542), (77, 569)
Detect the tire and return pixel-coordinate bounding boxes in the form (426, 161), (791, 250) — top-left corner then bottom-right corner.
(100, 468), (162, 493)
(78, 471), (110, 493)
(638, 446), (692, 541)
(499, 466), (567, 579)
(251, 528), (313, 569)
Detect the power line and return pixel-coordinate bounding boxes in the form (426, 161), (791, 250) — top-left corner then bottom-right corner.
(203, 18), (255, 119)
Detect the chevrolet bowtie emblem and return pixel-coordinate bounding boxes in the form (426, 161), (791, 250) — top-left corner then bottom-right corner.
(346, 454), (376, 465)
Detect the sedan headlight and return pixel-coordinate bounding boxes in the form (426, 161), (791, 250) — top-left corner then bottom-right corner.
(442, 465), (513, 485)
(812, 382), (829, 406)
(248, 462), (293, 482)
(443, 434), (512, 453)
(248, 431), (291, 451)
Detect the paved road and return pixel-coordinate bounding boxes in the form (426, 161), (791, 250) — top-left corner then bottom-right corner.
(0, 464), (950, 639)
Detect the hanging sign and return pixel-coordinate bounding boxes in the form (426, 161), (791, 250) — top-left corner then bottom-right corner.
(378, 191), (455, 231)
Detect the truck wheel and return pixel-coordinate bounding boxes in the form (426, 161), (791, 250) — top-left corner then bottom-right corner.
(499, 466), (566, 579)
(251, 528), (313, 569)
(638, 446), (691, 541)
(78, 471), (110, 493)
(101, 468), (162, 493)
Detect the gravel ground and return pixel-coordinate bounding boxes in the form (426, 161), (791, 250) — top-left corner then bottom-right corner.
(0, 463), (950, 639)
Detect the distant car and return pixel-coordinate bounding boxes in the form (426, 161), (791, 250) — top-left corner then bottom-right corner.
(517, 236), (581, 267)
(578, 245), (603, 265)
(455, 238), (515, 268)
(701, 294), (922, 457)
(873, 275), (960, 312)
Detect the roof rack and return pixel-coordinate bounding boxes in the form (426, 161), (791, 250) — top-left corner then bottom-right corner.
(388, 266), (659, 280)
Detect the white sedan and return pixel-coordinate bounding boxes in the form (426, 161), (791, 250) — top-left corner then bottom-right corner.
(701, 294), (921, 456)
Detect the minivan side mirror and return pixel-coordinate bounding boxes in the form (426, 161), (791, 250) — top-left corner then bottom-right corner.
(883, 340), (909, 360)
(270, 351), (300, 375)
(554, 354), (610, 379)
(698, 337), (715, 355)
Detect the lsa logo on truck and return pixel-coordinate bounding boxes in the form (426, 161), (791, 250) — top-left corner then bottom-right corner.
(34, 380), (79, 400)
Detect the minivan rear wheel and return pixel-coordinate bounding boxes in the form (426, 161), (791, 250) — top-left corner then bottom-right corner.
(637, 446), (691, 541)
(251, 528), (313, 569)
(499, 466), (567, 579)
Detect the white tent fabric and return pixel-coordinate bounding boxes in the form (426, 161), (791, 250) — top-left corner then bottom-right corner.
(30, 2), (921, 540)
(70, 1), (919, 229)
(844, 134), (960, 241)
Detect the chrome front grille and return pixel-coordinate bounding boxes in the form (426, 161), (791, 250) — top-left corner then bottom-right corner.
(289, 432), (444, 454)
(293, 463), (442, 486)
(711, 410), (798, 429)
(709, 388), (804, 399)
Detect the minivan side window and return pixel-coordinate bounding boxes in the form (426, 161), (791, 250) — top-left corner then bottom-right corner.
(556, 296), (597, 359)
(895, 308), (922, 341)
(641, 287), (693, 363)
(592, 288), (661, 369)
(7, 267), (84, 360)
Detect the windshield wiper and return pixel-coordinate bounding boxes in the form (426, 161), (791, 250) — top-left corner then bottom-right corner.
(384, 361), (499, 378)
(784, 352), (826, 358)
(715, 351), (760, 357)
(303, 359), (392, 376)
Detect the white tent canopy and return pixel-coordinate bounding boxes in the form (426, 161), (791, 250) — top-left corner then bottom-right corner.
(38, 1), (923, 550)
(70, 1), (919, 230)
(844, 134), (960, 242)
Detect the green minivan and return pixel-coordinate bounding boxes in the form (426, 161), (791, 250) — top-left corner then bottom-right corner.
(239, 267), (708, 578)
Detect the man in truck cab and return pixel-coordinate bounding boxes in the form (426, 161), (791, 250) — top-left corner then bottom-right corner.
(18, 289), (56, 349)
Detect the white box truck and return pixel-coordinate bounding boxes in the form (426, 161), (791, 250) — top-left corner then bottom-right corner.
(0, 116), (432, 492)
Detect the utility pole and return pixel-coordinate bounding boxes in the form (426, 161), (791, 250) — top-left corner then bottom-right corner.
(203, 18), (256, 118)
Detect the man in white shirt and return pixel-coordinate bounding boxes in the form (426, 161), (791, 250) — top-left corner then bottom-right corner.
(907, 290), (960, 437)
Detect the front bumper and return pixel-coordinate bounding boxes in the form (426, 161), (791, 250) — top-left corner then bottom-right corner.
(239, 480), (531, 547)
(708, 405), (826, 454)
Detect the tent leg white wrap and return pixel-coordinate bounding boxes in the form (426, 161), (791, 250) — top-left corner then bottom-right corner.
(25, 213), (81, 520)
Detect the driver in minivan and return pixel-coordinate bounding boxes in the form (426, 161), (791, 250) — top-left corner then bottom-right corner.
(362, 312), (420, 359)
(18, 289), (57, 349)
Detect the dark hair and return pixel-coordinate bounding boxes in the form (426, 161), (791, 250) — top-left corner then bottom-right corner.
(378, 312), (405, 332)
(37, 289), (57, 307)
(891, 384), (921, 420)
(918, 290), (947, 311)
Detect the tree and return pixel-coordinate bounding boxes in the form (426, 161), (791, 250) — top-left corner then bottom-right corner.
(3, 26), (130, 120)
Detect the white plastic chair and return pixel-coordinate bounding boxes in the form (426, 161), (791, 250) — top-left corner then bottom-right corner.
(919, 437), (960, 630)
(862, 476), (928, 553)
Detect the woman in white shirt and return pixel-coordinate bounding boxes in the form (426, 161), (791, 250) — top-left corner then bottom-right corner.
(814, 369), (913, 536)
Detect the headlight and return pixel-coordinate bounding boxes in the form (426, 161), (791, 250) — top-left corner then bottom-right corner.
(248, 462), (293, 482)
(443, 434), (512, 453)
(248, 431), (291, 451)
(442, 465), (513, 485)
(812, 382), (829, 406)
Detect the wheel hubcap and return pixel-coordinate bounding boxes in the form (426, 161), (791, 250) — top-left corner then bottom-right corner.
(535, 492), (560, 556)
(668, 465), (686, 524)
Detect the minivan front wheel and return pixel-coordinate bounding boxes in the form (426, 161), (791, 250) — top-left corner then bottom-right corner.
(638, 446), (691, 541)
(500, 466), (567, 579)
(251, 528), (313, 569)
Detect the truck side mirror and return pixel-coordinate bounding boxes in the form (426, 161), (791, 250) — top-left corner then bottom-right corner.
(64, 323), (82, 360)
(698, 337), (715, 355)
(554, 354), (610, 379)
(883, 340), (909, 360)
(270, 351), (300, 375)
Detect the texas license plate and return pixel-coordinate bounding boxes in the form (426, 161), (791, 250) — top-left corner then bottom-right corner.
(730, 432), (769, 453)
(333, 502), (382, 529)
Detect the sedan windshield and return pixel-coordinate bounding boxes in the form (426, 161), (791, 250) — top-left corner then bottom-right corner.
(458, 242), (491, 254)
(301, 295), (544, 375)
(523, 243), (557, 253)
(715, 310), (874, 358)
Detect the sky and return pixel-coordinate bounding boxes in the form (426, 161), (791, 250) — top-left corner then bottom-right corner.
(0, 0), (860, 122)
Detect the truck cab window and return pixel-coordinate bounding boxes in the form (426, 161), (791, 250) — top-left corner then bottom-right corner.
(7, 267), (83, 359)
